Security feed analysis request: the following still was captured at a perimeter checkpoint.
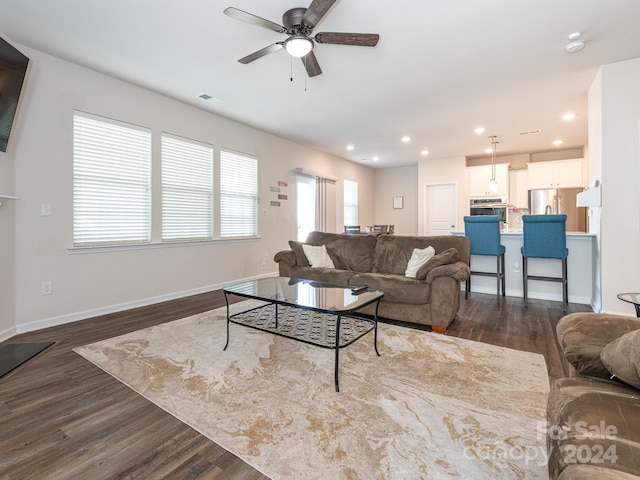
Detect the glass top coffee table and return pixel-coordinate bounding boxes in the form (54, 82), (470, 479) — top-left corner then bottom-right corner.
(223, 276), (384, 392)
(617, 292), (640, 317)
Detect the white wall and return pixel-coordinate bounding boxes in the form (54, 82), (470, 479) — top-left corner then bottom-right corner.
(373, 165), (418, 235)
(0, 137), (16, 338)
(1, 46), (374, 339)
(593, 57), (640, 315)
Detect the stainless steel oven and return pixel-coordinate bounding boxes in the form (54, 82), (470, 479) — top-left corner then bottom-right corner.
(469, 198), (507, 219)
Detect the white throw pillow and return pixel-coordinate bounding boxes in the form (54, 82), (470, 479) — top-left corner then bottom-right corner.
(405, 246), (435, 278)
(302, 244), (335, 269)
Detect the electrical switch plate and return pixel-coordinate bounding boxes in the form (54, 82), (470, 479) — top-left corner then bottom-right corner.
(41, 203), (52, 216)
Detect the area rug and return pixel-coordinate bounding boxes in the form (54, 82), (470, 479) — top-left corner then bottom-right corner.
(74, 301), (550, 479)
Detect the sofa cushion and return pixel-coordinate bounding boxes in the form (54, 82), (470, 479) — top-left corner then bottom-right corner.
(601, 329), (640, 390)
(547, 376), (640, 480)
(289, 266), (356, 285)
(290, 240), (346, 269)
(557, 313), (640, 378)
(301, 244), (335, 268)
(306, 231), (377, 272)
(405, 246), (435, 278)
(349, 273), (430, 304)
(289, 240), (310, 266)
(416, 247), (461, 280)
(373, 235), (470, 275)
(558, 465), (640, 480)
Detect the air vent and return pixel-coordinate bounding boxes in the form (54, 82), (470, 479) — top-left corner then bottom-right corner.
(198, 93), (223, 104)
(519, 129), (542, 136)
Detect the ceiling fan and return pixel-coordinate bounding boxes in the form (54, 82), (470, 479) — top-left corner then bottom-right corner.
(224, 0), (380, 77)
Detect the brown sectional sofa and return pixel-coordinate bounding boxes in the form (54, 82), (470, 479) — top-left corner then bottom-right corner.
(273, 231), (471, 331)
(549, 312), (640, 479)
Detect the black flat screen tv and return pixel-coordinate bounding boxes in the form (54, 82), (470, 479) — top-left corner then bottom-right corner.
(0, 35), (29, 152)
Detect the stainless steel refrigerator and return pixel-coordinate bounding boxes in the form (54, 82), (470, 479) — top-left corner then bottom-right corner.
(528, 188), (587, 232)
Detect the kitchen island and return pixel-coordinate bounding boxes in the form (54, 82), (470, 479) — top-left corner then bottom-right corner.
(451, 229), (596, 306)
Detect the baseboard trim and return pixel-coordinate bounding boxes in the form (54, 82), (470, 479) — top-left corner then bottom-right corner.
(0, 326), (18, 343)
(14, 273), (277, 336)
(463, 285), (592, 305)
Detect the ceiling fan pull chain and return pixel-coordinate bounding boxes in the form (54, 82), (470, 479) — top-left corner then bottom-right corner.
(303, 56), (307, 91)
(290, 56), (293, 82)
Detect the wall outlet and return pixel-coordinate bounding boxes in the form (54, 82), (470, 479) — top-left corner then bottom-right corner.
(513, 261), (521, 272)
(41, 280), (53, 295)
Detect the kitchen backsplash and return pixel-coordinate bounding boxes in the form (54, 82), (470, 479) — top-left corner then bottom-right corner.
(506, 208), (529, 230)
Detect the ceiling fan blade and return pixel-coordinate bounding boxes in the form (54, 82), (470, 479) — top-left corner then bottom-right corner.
(315, 32), (380, 47)
(224, 7), (285, 33)
(238, 43), (283, 64)
(302, 0), (336, 28)
(302, 51), (322, 77)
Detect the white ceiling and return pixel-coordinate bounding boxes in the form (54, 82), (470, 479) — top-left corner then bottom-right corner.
(1, 0), (639, 168)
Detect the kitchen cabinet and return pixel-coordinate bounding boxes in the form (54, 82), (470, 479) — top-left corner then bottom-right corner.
(468, 164), (509, 197)
(527, 159), (583, 189)
(509, 170), (528, 208)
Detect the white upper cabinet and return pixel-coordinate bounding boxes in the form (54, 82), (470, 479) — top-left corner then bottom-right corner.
(468, 164), (509, 197)
(527, 159), (583, 189)
(509, 170), (528, 208)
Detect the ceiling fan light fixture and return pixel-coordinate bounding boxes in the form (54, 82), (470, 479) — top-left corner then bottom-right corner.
(284, 35), (314, 57)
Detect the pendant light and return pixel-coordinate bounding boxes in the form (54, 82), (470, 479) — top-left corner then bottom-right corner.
(488, 135), (499, 193)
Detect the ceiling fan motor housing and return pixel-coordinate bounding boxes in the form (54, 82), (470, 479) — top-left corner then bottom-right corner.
(283, 8), (308, 30)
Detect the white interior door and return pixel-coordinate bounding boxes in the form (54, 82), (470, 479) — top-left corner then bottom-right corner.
(425, 183), (457, 235)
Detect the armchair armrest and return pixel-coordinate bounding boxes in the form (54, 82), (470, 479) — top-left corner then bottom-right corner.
(425, 261), (470, 284)
(274, 250), (296, 277)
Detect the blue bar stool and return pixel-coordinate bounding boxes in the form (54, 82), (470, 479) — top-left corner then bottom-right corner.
(521, 214), (568, 310)
(463, 216), (506, 303)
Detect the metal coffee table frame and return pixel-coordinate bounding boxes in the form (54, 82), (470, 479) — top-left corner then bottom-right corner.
(223, 277), (383, 392)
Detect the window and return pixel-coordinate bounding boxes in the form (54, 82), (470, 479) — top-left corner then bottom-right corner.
(220, 149), (258, 237)
(73, 113), (151, 247)
(161, 134), (213, 241)
(344, 179), (358, 226)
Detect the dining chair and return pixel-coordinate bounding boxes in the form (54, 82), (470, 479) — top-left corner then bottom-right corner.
(344, 225), (361, 234)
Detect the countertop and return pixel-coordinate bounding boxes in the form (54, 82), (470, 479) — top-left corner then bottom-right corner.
(451, 229), (596, 237)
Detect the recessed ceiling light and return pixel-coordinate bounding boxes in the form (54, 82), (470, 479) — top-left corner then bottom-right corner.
(565, 32), (585, 53)
(553, 139), (563, 146)
(562, 113), (576, 121)
(346, 144), (354, 151)
(401, 136), (411, 143)
(474, 127), (485, 134)
(421, 150), (429, 156)
(485, 148), (493, 154)
(372, 156), (379, 162)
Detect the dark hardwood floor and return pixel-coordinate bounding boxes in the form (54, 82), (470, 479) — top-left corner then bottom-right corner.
(0, 290), (591, 479)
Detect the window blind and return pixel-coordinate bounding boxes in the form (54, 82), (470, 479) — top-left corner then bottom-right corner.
(161, 134), (213, 241)
(73, 113), (151, 247)
(220, 150), (258, 237)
